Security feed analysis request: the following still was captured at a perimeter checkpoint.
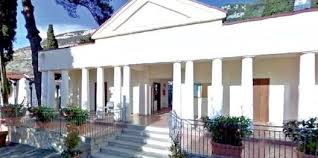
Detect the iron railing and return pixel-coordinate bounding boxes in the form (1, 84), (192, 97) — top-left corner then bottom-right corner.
(0, 109), (124, 139)
(169, 112), (318, 158)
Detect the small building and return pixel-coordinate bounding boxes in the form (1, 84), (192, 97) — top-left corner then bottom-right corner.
(0, 72), (38, 106)
(39, 0), (318, 125)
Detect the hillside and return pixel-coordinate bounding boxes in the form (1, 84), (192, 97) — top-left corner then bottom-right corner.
(7, 29), (95, 76)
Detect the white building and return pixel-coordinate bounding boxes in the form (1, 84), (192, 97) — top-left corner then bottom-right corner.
(39, 0), (318, 125)
(0, 72), (38, 106)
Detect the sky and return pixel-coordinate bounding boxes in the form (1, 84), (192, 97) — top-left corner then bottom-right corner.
(15, 0), (253, 49)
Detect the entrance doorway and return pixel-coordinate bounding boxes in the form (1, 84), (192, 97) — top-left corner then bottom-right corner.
(253, 78), (270, 124)
(153, 82), (161, 113)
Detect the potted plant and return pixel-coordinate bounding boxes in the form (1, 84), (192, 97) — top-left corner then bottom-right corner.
(0, 119), (8, 147)
(29, 107), (58, 129)
(0, 104), (27, 125)
(169, 134), (186, 158)
(62, 105), (88, 127)
(61, 124), (81, 158)
(283, 118), (318, 158)
(203, 116), (253, 158)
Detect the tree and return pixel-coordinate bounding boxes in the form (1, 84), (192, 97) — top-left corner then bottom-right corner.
(22, 0), (43, 106)
(45, 24), (59, 49)
(55, 0), (114, 25)
(0, 0), (17, 105)
(262, 0), (295, 16)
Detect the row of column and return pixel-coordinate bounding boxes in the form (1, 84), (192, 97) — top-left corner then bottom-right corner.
(80, 66), (131, 120)
(173, 52), (316, 120)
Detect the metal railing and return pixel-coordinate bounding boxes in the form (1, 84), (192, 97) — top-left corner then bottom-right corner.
(0, 109), (125, 139)
(169, 112), (318, 158)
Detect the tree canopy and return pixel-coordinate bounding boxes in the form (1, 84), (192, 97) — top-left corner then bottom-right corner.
(55, 0), (114, 25)
(0, 0), (18, 104)
(262, 0), (295, 16)
(45, 24), (59, 49)
(0, 0), (17, 63)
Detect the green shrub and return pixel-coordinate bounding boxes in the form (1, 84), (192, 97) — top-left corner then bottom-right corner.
(203, 115), (253, 146)
(283, 118), (318, 156)
(61, 124), (81, 158)
(62, 106), (88, 126)
(0, 104), (26, 117)
(29, 107), (58, 122)
(169, 135), (186, 158)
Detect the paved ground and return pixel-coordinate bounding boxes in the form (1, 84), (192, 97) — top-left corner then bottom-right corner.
(0, 143), (60, 158)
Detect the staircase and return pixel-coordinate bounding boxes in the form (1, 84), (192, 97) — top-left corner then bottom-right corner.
(92, 124), (171, 158)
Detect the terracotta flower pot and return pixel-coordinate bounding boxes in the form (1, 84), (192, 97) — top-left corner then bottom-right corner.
(0, 131), (8, 147)
(297, 150), (317, 158)
(211, 141), (243, 158)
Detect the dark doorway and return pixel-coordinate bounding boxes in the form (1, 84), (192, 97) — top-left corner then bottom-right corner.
(153, 82), (161, 112)
(253, 78), (270, 124)
(168, 82), (173, 109)
(94, 82), (108, 112)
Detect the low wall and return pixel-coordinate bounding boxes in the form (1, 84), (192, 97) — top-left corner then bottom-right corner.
(9, 126), (64, 152)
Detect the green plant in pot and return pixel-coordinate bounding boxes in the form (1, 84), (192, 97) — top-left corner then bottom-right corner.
(29, 107), (58, 128)
(0, 104), (26, 118)
(203, 115), (253, 158)
(169, 133), (186, 158)
(61, 124), (81, 158)
(283, 118), (318, 158)
(0, 104), (27, 126)
(61, 105), (88, 126)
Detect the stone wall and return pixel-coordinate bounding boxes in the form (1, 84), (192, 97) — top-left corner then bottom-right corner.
(9, 126), (64, 152)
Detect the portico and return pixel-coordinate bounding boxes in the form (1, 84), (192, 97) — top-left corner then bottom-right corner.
(38, 0), (318, 126)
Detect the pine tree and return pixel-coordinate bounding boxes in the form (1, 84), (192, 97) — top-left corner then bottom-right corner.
(45, 24), (59, 49)
(0, 0), (18, 105)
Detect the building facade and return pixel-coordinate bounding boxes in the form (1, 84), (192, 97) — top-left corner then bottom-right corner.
(39, 0), (318, 125)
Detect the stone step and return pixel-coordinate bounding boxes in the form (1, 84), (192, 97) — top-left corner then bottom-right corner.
(125, 125), (169, 134)
(108, 139), (170, 154)
(91, 152), (125, 158)
(122, 128), (170, 139)
(117, 134), (170, 144)
(100, 146), (169, 158)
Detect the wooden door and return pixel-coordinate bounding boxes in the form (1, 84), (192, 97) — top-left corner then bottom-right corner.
(253, 78), (270, 124)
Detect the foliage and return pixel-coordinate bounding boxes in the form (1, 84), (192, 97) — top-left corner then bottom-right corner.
(62, 105), (89, 126)
(45, 24), (59, 49)
(29, 106), (58, 122)
(61, 124), (81, 158)
(22, 0), (43, 106)
(79, 36), (95, 44)
(283, 118), (318, 156)
(203, 115), (253, 146)
(169, 134), (186, 158)
(0, 0), (17, 105)
(0, 104), (27, 118)
(55, 0), (113, 25)
(262, 0), (295, 16)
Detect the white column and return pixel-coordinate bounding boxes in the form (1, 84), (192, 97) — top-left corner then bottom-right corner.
(184, 61), (194, 119)
(298, 52), (316, 120)
(209, 58), (223, 117)
(241, 57), (253, 119)
(41, 71), (48, 106)
(81, 68), (90, 111)
(173, 62), (182, 117)
(122, 66), (131, 121)
(47, 71), (55, 108)
(114, 66), (122, 120)
(60, 70), (69, 108)
(96, 67), (105, 113)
